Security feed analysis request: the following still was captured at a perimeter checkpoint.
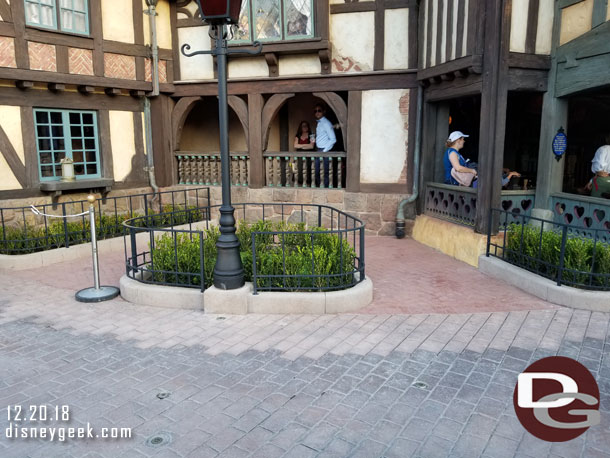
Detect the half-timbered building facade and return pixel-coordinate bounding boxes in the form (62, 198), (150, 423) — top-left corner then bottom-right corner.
(0, 0), (608, 246)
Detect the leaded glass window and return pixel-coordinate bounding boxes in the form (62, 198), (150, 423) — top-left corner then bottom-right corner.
(232, 0), (313, 43)
(34, 109), (101, 181)
(25, 0), (89, 35)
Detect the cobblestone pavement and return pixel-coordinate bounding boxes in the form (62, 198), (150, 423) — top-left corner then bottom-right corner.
(0, 272), (609, 457)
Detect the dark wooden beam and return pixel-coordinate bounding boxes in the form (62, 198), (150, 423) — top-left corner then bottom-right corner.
(78, 85), (95, 94)
(247, 93), (264, 188)
(409, 2), (419, 69)
(24, 29), (94, 49)
(330, 2), (376, 14)
(424, 73), (482, 101)
(525, 0), (540, 54)
(10, 0), (28, 69)
(456, 0), (466, 59)
(475, 0), (511, 234)
(15, 80), (33, 89)
(417, 55), (482, 80)
(0, 0), (12, 21)
(104, 87), (122, 96)
(56, 45), (69, 74)
(0, 85), (142, 111)
(446, 0), (454, 63)
(173, 72), (417, 97)
(0, 123), (26, 187)
(592, 0), (608, 28)
(0, 21), (15, 36)
(0, 66), (154, 90)
(425, 0), (433, 68)
(98, 110), (114, 181)
(21, 106), (38, 188)
(374, 0), (385, 71)
(170, 0), (181, 82)
(507, 68), (548, 91)
(508, 53), (551, 69)
(48, 83), (66, 92)
(346, 91), (362, 193)
(90, 0), (104, 77)
(264, 53), (278, 77)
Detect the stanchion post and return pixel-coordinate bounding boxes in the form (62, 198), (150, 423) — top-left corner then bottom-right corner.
(75, 195), (120, 303)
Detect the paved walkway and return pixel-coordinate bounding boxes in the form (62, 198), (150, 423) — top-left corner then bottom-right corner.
(0, 238), (608, 457)
(7, 237), (557, 315)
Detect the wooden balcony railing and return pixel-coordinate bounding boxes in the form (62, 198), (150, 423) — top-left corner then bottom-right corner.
(175, 152), (249, 186)
(263, 152), (346, 189)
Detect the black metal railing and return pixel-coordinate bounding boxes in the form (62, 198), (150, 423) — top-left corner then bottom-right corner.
(487, 208), (610, 290)
(0, 187), (210, 255)
(123, 203), (365, 293)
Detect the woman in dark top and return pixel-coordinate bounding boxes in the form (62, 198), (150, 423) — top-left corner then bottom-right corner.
(294, 121), (315, 151)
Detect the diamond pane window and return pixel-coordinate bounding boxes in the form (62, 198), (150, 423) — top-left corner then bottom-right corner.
(230, 0), (313, 43)
(24, 0), (89, 35)
(34, 109), (100, 181)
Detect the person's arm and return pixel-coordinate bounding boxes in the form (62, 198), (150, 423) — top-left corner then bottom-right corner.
(293, 136), (301, 150)
(449, 151), (477, 175)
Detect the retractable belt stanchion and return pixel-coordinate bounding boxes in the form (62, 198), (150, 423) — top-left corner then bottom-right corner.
(75, 195), (120, 303)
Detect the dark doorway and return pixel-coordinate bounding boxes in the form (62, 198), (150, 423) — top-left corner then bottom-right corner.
(563, 88), (610, 194)
(448, 95), (481, 163)
(503, 92), (543, 190)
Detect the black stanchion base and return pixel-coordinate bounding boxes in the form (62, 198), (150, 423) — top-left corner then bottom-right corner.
(75, 286), (120, 303)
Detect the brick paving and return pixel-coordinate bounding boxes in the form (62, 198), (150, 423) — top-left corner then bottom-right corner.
(0, 238), (608, 457)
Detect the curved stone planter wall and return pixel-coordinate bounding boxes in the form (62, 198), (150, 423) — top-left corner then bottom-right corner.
(119, 275), (374, 314)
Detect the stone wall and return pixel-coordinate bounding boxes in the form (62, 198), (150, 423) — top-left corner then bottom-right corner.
(205, 186), (410, 236)
(0, 186), (412, 236)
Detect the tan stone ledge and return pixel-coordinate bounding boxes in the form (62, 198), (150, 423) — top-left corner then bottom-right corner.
(119, 276), (373, 314)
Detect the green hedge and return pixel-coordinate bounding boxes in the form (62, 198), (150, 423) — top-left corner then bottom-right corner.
(150, 220), (358, 291)
(505, 223), (610, 289)
(0, 205), (205, 255)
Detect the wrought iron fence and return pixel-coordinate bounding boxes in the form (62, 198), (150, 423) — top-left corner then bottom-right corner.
(123, 203), (365, 293)
(0, 187), (210, 255)
(487, 208), (610, 290)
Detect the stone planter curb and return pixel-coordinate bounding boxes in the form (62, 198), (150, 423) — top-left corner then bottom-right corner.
(119, 275), (374, 314)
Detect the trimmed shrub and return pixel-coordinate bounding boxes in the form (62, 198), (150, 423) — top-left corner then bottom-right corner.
(505, 223), (610, 289)
(149, 220), (358, 292)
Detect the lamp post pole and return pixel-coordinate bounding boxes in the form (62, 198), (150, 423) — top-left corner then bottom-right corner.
(181, 16), (261, 290)
(212, 24), (244, 290)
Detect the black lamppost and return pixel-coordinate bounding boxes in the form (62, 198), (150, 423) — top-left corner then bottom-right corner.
(182, 0), (261, 290)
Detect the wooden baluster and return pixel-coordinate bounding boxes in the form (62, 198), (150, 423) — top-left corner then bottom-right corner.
(285, 156), (291, 187)
(240, 156), (246, 186)
(210, 156), (216, 185)
(197, 156), (203, 184)
(301, 156), (307, 188)
(265, 156), (272, 187)
(275, 156), (281, 187)
(177, 155), (184, 184)
(328, 157), (334, 189)
(184, 156), (191, 184)
(337, 157), (342, 189)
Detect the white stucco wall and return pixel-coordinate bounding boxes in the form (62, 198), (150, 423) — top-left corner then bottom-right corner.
(178, 26), (214, 81)
(279, 55), (321, 76)
(510, 0), (529, 53)
(384, 8), (409, 70)
(0, 106), (24, 191)
(360, 89), (409, 184)
(228, 57), (268, 79)
(109, 111), (136, 182)
(143, 0), (172, 50)
(330, 12), (375, 72)
(102, 0), (134, 43)
(536, 0), (554, 54)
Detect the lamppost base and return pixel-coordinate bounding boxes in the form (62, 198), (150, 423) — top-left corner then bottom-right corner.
(75, 286), (120, 303)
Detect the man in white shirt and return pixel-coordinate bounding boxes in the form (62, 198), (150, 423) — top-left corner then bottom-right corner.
(314, 104), (336, 187)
